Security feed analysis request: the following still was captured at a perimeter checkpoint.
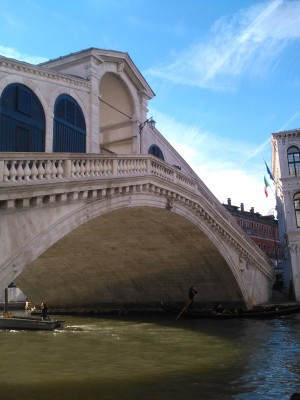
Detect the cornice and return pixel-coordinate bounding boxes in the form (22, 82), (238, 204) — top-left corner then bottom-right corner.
(0, 56), (90, 89)
(272, 128), (300, 145)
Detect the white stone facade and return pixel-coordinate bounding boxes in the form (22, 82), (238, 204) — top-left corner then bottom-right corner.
(0, 48), (275, 309)
(0, 48), (194, 176)
(272, 128), (300, 300)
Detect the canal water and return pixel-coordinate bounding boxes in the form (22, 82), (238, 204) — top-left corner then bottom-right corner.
(1, 311), (300, 400)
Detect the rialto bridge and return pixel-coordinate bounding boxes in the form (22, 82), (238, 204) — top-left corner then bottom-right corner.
(0, 153), (274, 310)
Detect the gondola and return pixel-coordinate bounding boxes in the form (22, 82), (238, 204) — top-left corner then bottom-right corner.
(0, 288), (64, 331)
(160, 301), (300, 319)
(0, 314), (64, 330)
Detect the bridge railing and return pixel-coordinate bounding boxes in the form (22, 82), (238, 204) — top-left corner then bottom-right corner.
(0, 154), (143, 182)
(0, 153), (232, 218)
(0, 152), (242, 232)
(0, 153), (196, 190)
(0, 154), (246, 222)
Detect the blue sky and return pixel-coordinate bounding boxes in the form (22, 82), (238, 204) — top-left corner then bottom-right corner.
(1, 0), (300, 215)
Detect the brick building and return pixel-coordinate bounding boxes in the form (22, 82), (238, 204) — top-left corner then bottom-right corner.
(223, 198), (281, 273)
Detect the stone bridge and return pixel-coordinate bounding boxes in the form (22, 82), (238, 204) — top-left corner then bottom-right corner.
(0, 153), (274, 310)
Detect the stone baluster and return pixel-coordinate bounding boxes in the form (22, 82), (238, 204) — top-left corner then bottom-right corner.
(45, 160), (52, 179)
(172, 170), (177, 184)
(24, 161), (31, 181)
(3, 161), (10, 182)
(98, 160), (103, 175)
(112, 159), (118, 176)
(80, 160), (86, 177)
(146, 158), (151, 174)
(70, 160), (76, 177)
(118, 159), (123, 174)
(75, 160), (81, 177)
(17, 160), (24, 181)
(108, 159), (112, 175)
(90, 159), (95, 176)
(103, 160), (108, 175)
(123, 159), (127, 174)
(95, 159), (100, 176)
(37, 161), (45, 179)
(9, 161), (17, 181)
(126, 159), (131, 174)
(0, 160), (4, 182)
(108, 159), (113, 174)
(121, 159), (126, 174)
(85, 160), (91, 177)
(51, 160), (58, 179)
(57, 160), (63, 178)
(31, 161), (38, 180)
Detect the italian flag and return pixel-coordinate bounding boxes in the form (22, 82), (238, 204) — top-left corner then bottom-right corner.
(264, 175), (270, 197)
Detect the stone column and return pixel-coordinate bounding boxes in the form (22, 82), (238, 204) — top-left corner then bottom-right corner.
(289, 243), (300, 301)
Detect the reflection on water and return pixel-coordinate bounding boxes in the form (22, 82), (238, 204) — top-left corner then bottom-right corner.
(1, 312), (300, 399)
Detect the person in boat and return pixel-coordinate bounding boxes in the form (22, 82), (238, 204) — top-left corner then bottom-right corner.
(41, 302), (48, 320)
(188, 286), (198, 308)
(216, 303), (224, 314)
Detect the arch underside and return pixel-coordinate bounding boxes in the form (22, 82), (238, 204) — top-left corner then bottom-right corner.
(15, 206), (244, 310)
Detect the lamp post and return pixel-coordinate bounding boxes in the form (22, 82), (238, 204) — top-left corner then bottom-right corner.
(139, 117), (156, 153)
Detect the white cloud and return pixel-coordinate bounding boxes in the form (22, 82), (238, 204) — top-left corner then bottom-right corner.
(147, 0), (300, 91)
(154, 110), (261, 166)
(193, 164), (275, 215)
(152, 109), (276, 215)
(0, 45), (48, 64)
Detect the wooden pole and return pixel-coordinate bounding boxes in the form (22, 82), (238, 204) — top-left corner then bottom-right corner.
(4, 288), (8, 313)
(176, 299), (192, 320)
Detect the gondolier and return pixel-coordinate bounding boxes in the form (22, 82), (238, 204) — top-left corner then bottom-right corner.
(41, 302), (48, 320)
(189, 286), (198, 303)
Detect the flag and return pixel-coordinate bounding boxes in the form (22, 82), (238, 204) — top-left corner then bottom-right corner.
(264, 161), (274, 181)
(264, 175), (270, 197)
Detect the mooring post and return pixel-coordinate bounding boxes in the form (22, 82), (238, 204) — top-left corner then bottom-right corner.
(4, 287), (8, 313)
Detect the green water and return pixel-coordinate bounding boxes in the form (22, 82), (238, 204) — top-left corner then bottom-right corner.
(1, 312), (300, 399)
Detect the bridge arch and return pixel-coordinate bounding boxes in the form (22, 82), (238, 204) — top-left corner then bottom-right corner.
(12, 199), (244, 309)
(1, 185), (264, 310)
(0, 154), (273, 310)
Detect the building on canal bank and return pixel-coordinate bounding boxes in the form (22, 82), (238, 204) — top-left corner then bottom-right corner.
(223, 198), (280, 263)
(272, 128), (300, 302)
(223, 199), (287, 298)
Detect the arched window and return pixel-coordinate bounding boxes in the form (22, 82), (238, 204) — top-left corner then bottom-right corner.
(0, 83), (45, 151)
(287, 146), (300, 176)
(148, 144), (164, 161)
(53, 94), (86, 152)
(294, 193), (300, 228)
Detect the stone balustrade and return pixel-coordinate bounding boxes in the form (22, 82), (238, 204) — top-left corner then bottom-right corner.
(0, 153), (248, 243)
(0, 154), (149, 182)
(0, 154), (200, 195)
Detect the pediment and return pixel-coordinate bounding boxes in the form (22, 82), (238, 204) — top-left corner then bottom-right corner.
(39, 48), (155, 99)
